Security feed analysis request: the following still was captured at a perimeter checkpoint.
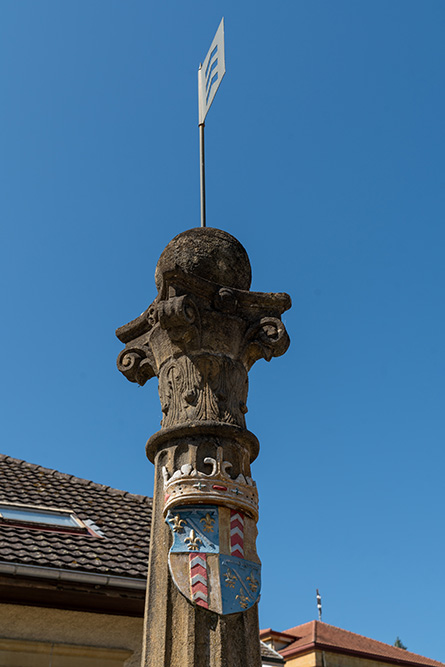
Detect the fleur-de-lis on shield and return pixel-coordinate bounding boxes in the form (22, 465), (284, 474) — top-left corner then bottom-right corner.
(223, 568), (237, 588)
(199, 512), (215, 533)
(184, 529), (202, 551)
(235, 590), (250, 609)
(168, 514), (186, 533)
(246, 571), (259, 593)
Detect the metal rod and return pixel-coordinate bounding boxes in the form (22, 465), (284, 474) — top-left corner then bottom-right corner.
(317, 588), (322, 621)
(199, 122), (206, 227)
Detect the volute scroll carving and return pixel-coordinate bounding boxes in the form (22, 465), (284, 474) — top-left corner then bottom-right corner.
(242, 317), (290, 370)
(116, 345), (156, 386)
(158, 294), (201, 348)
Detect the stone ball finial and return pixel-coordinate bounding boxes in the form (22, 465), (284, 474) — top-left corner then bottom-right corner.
(155, 227), (252, 292)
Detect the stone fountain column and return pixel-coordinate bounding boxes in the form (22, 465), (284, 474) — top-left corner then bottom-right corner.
(116, 227), (291, 667)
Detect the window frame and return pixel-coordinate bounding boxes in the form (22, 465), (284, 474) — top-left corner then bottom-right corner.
(0, 502), (101, 537)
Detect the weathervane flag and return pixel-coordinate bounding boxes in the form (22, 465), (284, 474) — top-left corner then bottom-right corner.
(198, 18), (226, 126)
(198, 18), (226, 228)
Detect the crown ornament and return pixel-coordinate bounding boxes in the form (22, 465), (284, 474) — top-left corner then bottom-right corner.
(162, 446), (259, 521)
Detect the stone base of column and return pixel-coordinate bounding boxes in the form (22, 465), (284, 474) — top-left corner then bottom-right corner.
(143, 580), (262, 667)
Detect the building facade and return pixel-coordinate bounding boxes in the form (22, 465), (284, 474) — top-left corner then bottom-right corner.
(260, 622), (444, 667)
(0, 453), (282, 666)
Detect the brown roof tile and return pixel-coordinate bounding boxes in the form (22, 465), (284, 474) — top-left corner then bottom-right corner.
(0, 454), (152, 580)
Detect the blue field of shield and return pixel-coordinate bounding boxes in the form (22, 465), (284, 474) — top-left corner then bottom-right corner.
(166, 506), (219, 553)
(219, 555), (261, 614)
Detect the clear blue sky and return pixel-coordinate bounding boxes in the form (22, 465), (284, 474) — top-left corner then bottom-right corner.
(1, 0), (444, 660)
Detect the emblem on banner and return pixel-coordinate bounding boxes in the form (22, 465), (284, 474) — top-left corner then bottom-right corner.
(166, 505), (261, 615)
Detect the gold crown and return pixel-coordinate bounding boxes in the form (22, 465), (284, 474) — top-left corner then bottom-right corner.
(162, 447), (259, 521)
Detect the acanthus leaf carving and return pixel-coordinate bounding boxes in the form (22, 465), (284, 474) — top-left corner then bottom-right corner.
(158, 355), (248, 429)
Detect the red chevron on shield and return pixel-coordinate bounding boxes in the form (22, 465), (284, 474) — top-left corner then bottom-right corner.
(230, 510), (244, 558)
(189, 553), (209, 608)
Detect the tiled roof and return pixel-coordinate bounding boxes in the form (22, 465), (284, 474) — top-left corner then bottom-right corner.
(260, 640), (285, 664)
(0, 454), (152, 579)
(276, 621), (444, 667)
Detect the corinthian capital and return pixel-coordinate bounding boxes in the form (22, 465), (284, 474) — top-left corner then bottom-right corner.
(116, 228), (291, 429)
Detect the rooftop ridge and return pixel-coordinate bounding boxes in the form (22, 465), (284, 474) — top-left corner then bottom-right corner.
(0, 454), (152, 505)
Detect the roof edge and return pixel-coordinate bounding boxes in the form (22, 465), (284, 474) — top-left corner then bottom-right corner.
(280, 642), (445, 667)
(260, 640), (285, 657)
(0, 561), (146, 590)
(260, 629), (298, 642)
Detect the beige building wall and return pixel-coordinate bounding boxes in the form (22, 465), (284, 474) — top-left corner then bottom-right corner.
(285, 650), (407, 667)
(282, 649), (318, 667)
(0, 604), (143, 667)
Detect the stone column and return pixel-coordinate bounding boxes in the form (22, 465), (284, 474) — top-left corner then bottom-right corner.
(116, 228), (291, 667)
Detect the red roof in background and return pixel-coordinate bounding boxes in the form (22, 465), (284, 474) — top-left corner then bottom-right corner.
(261, 621), (444, 667)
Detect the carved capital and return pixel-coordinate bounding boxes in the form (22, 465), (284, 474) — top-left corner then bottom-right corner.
(116, 228), (291, 430)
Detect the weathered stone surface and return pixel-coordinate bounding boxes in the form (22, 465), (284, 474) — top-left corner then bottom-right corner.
(141, 445), (263, 667)
(116, 228), (291, 430)
(155, 227), (252, 292)
(116, 227), (291, 667)
(157, 354), (248, 428)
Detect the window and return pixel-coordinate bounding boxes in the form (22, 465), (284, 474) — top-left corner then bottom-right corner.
(0, 503), (103, 537)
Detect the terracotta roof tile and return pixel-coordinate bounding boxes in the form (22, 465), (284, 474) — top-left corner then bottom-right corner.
(278, 621), (444, 667)
(0, 454), (152, 580)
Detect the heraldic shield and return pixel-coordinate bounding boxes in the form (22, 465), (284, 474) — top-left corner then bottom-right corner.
(166, 505), (261, 614)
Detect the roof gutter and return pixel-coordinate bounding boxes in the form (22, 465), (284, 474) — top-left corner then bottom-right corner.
(0, 561), (146, 591)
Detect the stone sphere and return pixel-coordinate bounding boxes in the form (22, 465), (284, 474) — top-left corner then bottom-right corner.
(155, 227), (252, 291)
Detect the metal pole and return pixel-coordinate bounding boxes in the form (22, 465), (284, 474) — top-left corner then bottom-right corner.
(317, 589), (322, 621)
(199, 122), (206, 227)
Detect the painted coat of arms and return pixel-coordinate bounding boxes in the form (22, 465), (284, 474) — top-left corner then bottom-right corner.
(163, 446), (261, 615)
(166, 505), (261, 614)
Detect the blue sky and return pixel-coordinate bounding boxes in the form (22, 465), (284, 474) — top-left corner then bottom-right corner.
(1, 0), (445, 660)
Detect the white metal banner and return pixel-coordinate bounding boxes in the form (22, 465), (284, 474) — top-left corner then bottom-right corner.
(198, 18), (226, 125)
